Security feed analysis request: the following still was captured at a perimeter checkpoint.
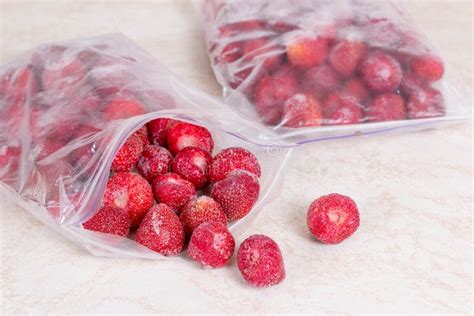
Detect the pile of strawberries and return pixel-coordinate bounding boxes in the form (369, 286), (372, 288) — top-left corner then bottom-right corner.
(209, 12), (446, 128)
(83, 117), (288, 286)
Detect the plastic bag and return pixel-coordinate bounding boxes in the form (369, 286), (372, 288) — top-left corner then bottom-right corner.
(0, 33), (292, 259)
(197, 0), (472, 143)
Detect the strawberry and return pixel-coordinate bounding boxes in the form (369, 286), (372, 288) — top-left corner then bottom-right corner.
(411, 54), (444, 82)
(111, 135), (143, 172)
(210, 170), (260, 221)
(287, 36), (329, 68)
(136, 145), (173, 181)
(366, 93), (406, 122)
(360, 50), (402, 92)
(323, 92), (362, 125)
(136, 204), (184, 256)
(83, 206), (130, 237)
(147, 118), (176, 147)
(282, 93), (322, 128)
(102, 172), (153, 228)
(166, 121), (214, 156)
(151, 173), (196, 211)
(307, 193), (360, 244)
(237, 235), (285, 287)
(209, 147), (261, 183)
(171, 147), (212, 189)
(188, 221), (235, 268)
(329, 40), (366, 77)
(179, 196), (227, 238)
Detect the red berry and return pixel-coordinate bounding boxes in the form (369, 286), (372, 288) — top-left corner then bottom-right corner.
(102, 172), (153, 227)
(341, 78), (369, 104)
(242, 38), (281, 70)
(147, 118), (176, 146)
(366, 93), (406, 122)
(167, 121), (214, 156)
(188, 221), (235, 268)
(133, 126), (150, 146)
(360, 51), (402, 92)
(303, 64), (340, 98)
(411, 55), (444, 82)
(323, 92), (362, 125)
(152, 173), (196, 211)
(179, 196), (227, 237)
(102, 98), (145, 121)
(41, 57), (87, 92)
(237, 235), (285, 287)
(209, 147), (261, 183)
(211, 170), (260, 221)
(83, 206), (130, 237)
(282, 93), (322, 128)
(218, 20), (266, 37)
(307, 193), (360, 244)
(329, 40), (366, 77)
(111, 135), (144, 172)
(136, 203), (184, 256)
(407, 86), (445, 119)
(253, 66), (298, 125)
(136, 145), (172, 181)
(287, 36), (328, 68)
(219, 42), (243, 63)
(171, 147), (212, 189)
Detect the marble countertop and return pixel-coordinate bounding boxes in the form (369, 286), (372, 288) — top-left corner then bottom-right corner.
(1, 0), (472, 314)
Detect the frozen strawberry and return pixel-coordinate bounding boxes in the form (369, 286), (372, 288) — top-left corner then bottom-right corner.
(219, 42), (243, 64)
(270, 21), (297, 33)
(307, 193), (360, 244)
(366, 93), (406, 122)
(147, 118), (176, 147)
(341, 78), (369, 104)
(237, 234), (285, 287)
(136, 203), (184, 256)
(228, 67), (254, 89)
(33, 138), (65, 162)
(111, 135), (144, 172)
(0, 146), (20, 180)
(102, 98), (145, 121)
(210, 170), (260, 221)
(303, 64), (340, 97)
(166, 121), (214, 156)
(329, 40), (366, 77)
(83, 206), (130, 237)
(188, 221), (235, 268)
(133, 126), (150, 146)
(242, 38), (282, 70)
(171, 147), (212, 189)
(77, 90), (102, 114)
(411, 55), (444, 82)
(179, 196), (227, 237)
(253, 66), (298, 125)
(41, 57), (87, 92)
(282, 93), (322, 128)
(218, 20), (266, 37)
(152, 173), (196, 211)
(287, 36), (328, 68)
(209, 147), (261, 183)
(1, 65), (39, 103)
(102, 172), (153, 227)
(360, 50), (402, 92)
(136, 145), (172, 181)
(407, 86), (445, 119)
(323, 92), (362, 125)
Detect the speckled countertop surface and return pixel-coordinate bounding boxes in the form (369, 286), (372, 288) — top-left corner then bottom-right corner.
(1, 0), (472, 314)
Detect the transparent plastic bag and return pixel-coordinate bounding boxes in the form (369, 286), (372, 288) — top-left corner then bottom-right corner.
(0, 33), (292, 259)
(197, 0), (472, 144)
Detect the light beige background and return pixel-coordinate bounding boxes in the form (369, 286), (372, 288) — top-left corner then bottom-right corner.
(0, 0), (472, 314)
